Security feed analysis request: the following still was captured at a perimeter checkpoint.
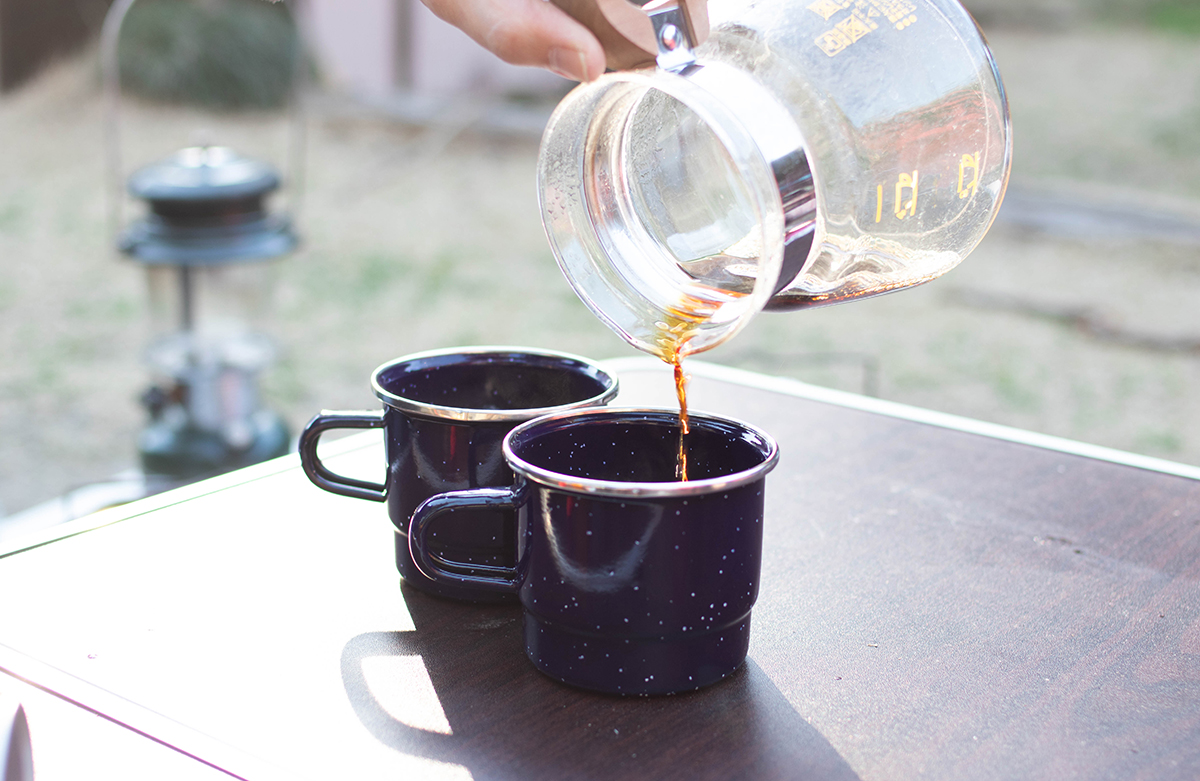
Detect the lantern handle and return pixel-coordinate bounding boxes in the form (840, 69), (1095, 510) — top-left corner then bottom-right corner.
(99, 0), (310, 247)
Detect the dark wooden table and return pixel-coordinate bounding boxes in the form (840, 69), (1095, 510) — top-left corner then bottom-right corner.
(3, 358), (1200, 780)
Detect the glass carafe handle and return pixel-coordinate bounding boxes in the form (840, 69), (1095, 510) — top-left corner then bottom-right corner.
(549, 0), (710, 70)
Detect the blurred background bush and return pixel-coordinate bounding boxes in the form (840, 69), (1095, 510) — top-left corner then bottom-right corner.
(117, 0), (299, 110)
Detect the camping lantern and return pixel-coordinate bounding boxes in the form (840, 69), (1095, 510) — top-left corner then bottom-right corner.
(101, 0), (305, 481)
(119, 145), (294, 478)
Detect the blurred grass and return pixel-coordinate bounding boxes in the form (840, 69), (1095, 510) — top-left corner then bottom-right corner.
(1092, 0), (1200, 35)
(1147, 1), (1200, 35)
(118, 0), (298, 109)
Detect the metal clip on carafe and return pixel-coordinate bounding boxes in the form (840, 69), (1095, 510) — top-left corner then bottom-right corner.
(549, 0), (710, 70)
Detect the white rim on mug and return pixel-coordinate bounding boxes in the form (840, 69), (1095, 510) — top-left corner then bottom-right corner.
(370, 346), (620, 424)
(503, 406), (779, 499)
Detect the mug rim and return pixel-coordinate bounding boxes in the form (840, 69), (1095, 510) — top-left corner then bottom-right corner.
(503, 406), (779, 498)
(370, 346), (619, 423)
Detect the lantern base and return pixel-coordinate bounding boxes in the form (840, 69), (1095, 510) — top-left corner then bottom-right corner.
(139, 409), (289, 480)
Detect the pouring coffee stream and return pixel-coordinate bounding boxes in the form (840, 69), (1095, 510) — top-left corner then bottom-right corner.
(652, 303), (714, 482)
(671, 349), (691, 481)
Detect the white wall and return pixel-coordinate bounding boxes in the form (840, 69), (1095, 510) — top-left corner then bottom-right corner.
(303, 0), (398, 96)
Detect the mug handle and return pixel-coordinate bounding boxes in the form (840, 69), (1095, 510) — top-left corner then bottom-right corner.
(299, 410), (387, 502)
(409, 488), (521, 594)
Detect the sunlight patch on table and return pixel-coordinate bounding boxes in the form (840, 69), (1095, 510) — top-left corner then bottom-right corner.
(362, 655), (453, 735)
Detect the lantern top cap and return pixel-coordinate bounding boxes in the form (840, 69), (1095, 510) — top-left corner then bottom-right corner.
(128, 146), (280, 203)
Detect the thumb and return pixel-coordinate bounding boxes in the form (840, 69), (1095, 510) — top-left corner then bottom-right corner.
(420, 0), (606, 82)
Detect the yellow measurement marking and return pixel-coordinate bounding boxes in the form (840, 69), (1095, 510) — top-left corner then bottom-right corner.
(957, 152), (980, 200)
(815, 29), (850, 57)
(867, 0), (916, 24)
(875, 184), (883, 223)
(836, 12), (876, 43)
(894, 171), (918, 219)
(807, 0), (846, 20)
(813, 4), (880, 57)
(811, 1), (915, 57)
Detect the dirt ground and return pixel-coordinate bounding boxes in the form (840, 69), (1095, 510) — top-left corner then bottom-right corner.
(2, 19), (1200, 520)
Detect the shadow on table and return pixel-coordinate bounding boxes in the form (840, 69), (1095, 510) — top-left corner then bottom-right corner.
(341, 585), (858, 779)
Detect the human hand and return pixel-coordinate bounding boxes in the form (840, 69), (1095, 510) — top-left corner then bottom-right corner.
(419, 0), (606, 83)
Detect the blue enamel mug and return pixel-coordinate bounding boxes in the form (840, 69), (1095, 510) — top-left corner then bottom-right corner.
(409, 407), (779, 695)
(299, 347), (618, 602)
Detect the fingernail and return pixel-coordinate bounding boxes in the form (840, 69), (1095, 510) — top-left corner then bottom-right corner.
(549, 47), (589, 83)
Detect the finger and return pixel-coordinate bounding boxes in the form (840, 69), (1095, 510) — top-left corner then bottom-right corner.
(420, 0), (606, 82)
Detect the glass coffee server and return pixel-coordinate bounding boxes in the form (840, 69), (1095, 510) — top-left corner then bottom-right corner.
(539, 0), (1012, 359)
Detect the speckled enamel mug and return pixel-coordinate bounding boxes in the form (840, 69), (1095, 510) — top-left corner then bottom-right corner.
(298, 347), (618, 603)
(409, 407), (779, 695)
